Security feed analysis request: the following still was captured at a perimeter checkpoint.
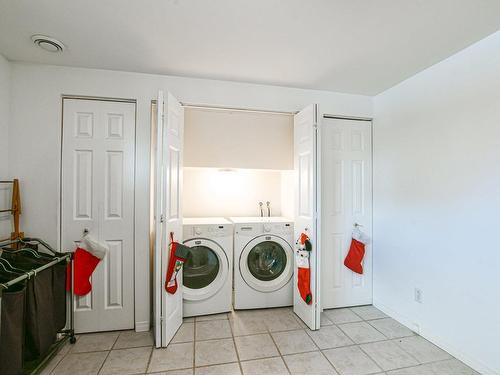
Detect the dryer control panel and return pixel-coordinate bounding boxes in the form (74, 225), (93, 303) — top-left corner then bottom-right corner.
(184, 224), (233, 239)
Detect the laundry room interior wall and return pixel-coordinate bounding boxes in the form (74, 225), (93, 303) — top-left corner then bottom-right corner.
(183, 168), (292, 218)
(183, 106), (295, 218)
(184, 107), (293, 170)
(6, 62), (372, 330)
(0, 54), (11, 239)
(373, 31), (500, 375)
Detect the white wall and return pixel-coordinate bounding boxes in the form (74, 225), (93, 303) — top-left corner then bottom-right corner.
(8, 62), (372, 329)
(373, 31), (500, 375)
(185, 107), (293, 170)
(0, 54), (11, 239)
(183, 168), (285, 218)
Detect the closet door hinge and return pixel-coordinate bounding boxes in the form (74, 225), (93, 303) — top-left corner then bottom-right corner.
(160, 214), (165, 223)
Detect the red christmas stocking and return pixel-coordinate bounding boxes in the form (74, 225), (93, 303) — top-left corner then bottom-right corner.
(298, 266), (312, 305)
(66, 247), (102, 296)
(165, 234), (191, 294)
(344, 238), (366, 274)
(296, 232), (313, 305)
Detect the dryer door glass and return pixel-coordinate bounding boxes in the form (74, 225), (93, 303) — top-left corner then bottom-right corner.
(247, 241), (287, 281)
(183, 246), (220, 289)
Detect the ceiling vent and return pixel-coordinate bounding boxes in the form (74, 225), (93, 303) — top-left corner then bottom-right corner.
(31, 35), (65, 52)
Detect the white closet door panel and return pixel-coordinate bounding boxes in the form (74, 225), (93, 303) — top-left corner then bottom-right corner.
(321, 118), (372, 309)
(161, 93), (184, 346)
(62, 98), (136, 333)
(153, 91), (184, 348)
(293, 104), (321, 330)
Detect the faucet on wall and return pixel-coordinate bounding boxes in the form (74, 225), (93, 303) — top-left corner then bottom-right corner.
(259, 202), (264, 217)
(266, 201), (271, 217)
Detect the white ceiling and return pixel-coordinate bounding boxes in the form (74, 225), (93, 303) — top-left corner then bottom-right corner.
(1, 0), (500, 95)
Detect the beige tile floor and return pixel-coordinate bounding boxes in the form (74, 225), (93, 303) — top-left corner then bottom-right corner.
(40, 306), (480, 375)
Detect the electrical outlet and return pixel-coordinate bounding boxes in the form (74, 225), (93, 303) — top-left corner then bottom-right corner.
(414, 288), (423, 303)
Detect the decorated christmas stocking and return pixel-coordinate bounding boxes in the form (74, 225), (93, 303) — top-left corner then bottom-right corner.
(295, 233), (313, 305)
(165, 233), (191, 294)
(344, 227), (369, 275)
(66, 233), (109, 296)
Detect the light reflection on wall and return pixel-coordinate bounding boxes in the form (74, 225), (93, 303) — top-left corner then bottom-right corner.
(183, 167), (291, 218)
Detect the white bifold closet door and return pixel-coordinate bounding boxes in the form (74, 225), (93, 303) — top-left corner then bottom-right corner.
(293, 104), (321, 330)
(153, 91), (184, 348)
(61, 98), (136, 333)
(321, 117), (373, 309)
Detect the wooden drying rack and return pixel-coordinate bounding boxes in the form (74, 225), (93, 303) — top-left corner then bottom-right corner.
(0, 179), (23, 242)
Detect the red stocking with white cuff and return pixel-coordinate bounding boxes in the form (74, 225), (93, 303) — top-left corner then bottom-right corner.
(66, 233), (109, 296)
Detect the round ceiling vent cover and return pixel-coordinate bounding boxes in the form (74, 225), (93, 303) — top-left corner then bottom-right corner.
(31, 35), (65, 52)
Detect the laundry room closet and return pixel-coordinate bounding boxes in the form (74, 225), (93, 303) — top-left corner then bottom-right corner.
(150, 96), (318, 347)
(181, 105), (298, 326)
(151, 93), (373, 347)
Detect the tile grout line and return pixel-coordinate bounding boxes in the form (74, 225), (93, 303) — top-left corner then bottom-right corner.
(46, 350), (68, 374)
(227, 313), (245, 375)
(318, 348), (344, 375)
(357, 335), (422, 373)
(364, 316), (413, 341)
(286, 325), (340, 374)
(336, 321), (388, 345)
(144, 342), (155, 374)
(96, 333), (119, 375)
(265, 317), (293, 375)
(111, 331), (121, 350)
(50, 338), (77, 374)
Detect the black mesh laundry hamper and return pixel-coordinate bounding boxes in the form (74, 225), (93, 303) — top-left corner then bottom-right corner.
(1, 254), (57, 360)
(0, 278), (27, 375)
(24, 268), (56, 360)
(2, 253), (67, 333)
(52, 262), (67, 332)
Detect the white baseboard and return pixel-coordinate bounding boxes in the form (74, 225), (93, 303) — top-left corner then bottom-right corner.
(373, 299), (499, 375)
(135, 320), (150, 332)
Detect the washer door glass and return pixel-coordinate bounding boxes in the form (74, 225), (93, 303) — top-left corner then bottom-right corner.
(183, 246), (220, 289)
(247, 241), (287, 281)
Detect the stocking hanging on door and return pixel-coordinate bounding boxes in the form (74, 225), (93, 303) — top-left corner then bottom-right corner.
(66, 233), (109, 296)
(165, 233), (191, 294)
(295, 232), (313, 305)
(344, 225), (369, 275)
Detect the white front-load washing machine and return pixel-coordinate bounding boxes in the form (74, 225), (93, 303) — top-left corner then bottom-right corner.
(230, 217), (294, 310)
(182, 218), (233, 317)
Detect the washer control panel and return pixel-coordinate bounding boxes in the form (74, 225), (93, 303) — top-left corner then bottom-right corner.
(235, 222), (293, 236)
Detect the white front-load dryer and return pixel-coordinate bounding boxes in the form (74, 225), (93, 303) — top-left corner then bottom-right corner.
(182, 218), (233, 317)
(230, 217), (294, 310)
